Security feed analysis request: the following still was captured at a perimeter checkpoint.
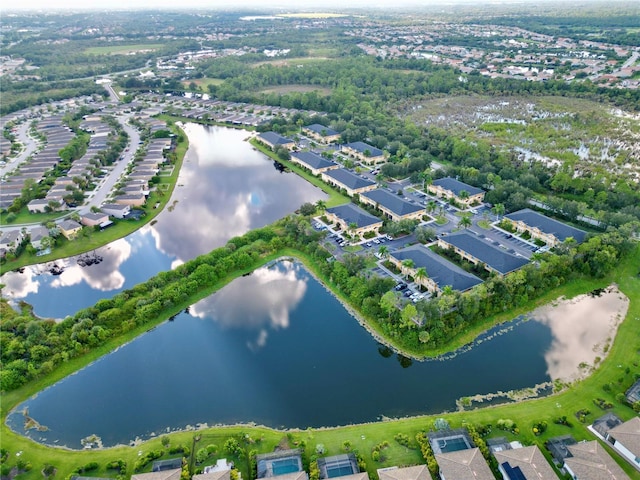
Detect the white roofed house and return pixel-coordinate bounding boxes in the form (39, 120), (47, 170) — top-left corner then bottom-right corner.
(0, 229), (25, 254)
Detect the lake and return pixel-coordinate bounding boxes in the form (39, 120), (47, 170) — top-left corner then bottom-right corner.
(0, 125), (326, 318)
(6, 262), (627, 449)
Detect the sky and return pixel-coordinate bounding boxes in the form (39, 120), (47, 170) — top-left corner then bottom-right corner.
(4, 0), (587, 12)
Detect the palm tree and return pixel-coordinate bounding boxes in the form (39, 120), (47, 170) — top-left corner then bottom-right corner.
(315, 199), (327, 213)
(401, 259), (415, 279)
(459, 214), (472, 229)
(414, 267), (427, 290)
(426, 200), (437, 216)
(492, 203), (506, 221)
(378, 245), (389, 259)
(441, 285), (454, 296)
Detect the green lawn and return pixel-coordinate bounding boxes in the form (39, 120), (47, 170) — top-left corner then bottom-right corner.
(182, 78), (225, 90)
(1, 246), (639, 478)
(249, 140), (349, 208)
(0, 209), (65, 226)
(84, 44), (163, 55)
(0, 127), (188, 274)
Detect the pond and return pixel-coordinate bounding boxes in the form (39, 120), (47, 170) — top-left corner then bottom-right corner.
(6, 262), (627, 449)
(0, 124), (326, 318)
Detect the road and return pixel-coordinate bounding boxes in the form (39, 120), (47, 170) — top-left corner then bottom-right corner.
(80, 115), (140, 215)
(0, 121), (41, 178)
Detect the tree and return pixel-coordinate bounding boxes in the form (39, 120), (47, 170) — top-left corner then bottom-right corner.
(378, 245), (389, 259)
(414, 267), (427, 288)
(401, 259), (415, 279)
(459, 214), (472, 229)
(491, 203), (506, 220)
(401, 303), (420, 328)
(418, 330), (431, 344)
(379, 291), (398, 319)
(315, 199), (326, 212)
(299, 202), (317, 216)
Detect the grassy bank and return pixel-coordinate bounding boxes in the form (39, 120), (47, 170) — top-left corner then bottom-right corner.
(249, 139), (349, 208)
(1, 245), (639, 478)
(0, 126), (188, 274)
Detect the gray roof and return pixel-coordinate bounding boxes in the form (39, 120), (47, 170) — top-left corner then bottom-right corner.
(326, 203), (382, 229)
(30, 226), (50, 242)
(505, 209), (587, 243)
(344, 141), (383, 157)
(305, 124), (339, 137)
(291, 151), (337, 171)
(432, 177), (484, 197)
(82, 212), (108, 222)
(441, 231), (528, 275)
(324, 169), (376, 191)
(390, 245), (482, 292)
(565, 440), (629, 479)
(626, 379), (640, 404)
(258, 131), (294, 146)
(435, 448), (494, 480)
(361, 189), (425, 217)
(591, 412), (623, 438)
(59, 219), (82, 231)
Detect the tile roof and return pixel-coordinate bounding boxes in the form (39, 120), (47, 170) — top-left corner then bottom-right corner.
(131, 468), (182, 480)
(565, 440), (628, 480)
(609, 416), (640, 458)
(494, 445), (558, 480)
(344, 141), (383, 157)
(441, 231), (528, 275)
(291, 151), (337, 171)
(377, 465), (428, 480)
(59, 219), (82, 231)
(505, 208), (587, 243)
(390, 245), (482, 292)
(323, 169), (376, 191)
(326, 203), (382, 229)
(361, 189), (425, 217)
(432, 177), (484, 197)
(435, 448), (495, 480)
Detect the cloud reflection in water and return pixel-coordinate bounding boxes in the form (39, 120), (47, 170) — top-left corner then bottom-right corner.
(534, 287), (628, 382)
(191, 261), (307, 349)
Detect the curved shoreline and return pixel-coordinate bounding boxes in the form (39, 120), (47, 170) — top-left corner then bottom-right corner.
(7, 255), (629, 451)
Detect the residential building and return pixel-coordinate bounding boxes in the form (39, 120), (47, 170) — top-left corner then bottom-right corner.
(58, 219), (82, 240)
(503, 209), (587, 246)
(29, 226), (50, 250)
(114, 193), (146, 207)
(290, 151), (339, 175)
(321, 169), (377, 197)
(377, 465), (428, 480)
(81, 212), (109, 227)
(325, 203), (383, 238)
(437, 231), (529, 276)
(360, 189), (426, 222)
(131, 468), (182, 480)
(0, 229), (24, 253)
(435, 448), (494, 480)
(428, 178), (485, 207)
(303, 124), (341, 144)
(341, 141), (386, 165)
(257, 131), (295, 150)
(564, 440), (629, 479)
(494, 445), (559, 480)
(390, 245), (482, 293)
(607, 417), (640, 471)
(101, 203), (131, 219)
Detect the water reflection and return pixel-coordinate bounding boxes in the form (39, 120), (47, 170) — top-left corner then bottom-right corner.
(191, 261), (308, 349)
(534, 286), (629, 381)
(0, 124), (325, 318)
(50, 239), (132, 292)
